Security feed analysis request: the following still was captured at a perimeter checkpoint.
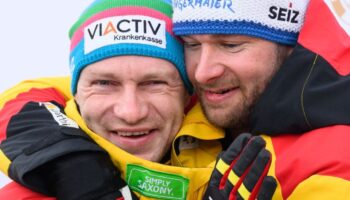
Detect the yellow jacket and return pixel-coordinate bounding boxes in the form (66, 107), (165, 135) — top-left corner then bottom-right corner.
(0, 76), (224, 199)
(2, 76), (350, 200)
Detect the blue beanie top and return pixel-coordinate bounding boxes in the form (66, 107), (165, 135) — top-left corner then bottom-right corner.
(172, 0), (309, 46)
(69, 0), (193, 94)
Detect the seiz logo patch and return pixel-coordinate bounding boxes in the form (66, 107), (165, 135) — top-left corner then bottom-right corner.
(173, 0), (234, 13)
(84, 15), (166, 54)
(126, 164), (189, 200)
(325, 0), (350, 36)
(268, 2), (300, 23)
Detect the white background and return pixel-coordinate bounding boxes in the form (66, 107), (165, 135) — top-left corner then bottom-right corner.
(0, 0), (93, 188)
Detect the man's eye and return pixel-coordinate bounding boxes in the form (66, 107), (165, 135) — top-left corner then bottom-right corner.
(184, 42), (200, 49)
(222, 43), (238, 49)
(96, 80), (111, 85)
(221, 43), (244, 53)
(143, 80), (167, 86)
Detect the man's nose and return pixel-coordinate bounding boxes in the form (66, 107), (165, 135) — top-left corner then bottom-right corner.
(194, 45), (225, 84)
(113, 88), (148, 124)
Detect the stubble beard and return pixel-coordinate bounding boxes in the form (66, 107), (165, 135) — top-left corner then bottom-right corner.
(198, 46), (288, 137)
(199, 86), (261, 137)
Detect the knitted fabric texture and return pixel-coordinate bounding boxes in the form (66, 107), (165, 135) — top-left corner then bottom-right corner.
(69, 0), (192, 94)
(172, 0), (309, 45)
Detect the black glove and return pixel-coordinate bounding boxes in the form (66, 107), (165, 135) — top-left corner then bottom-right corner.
(3, 101), (138, 199)
(37, 151), (138, 200)
(203, 133), (277, 200)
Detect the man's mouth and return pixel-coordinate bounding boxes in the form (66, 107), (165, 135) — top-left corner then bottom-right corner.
(202, 86), (238, 102)
(208, 88), (235, 94)
(117, 130), (151, 137)
(113, 129), (158, 138)
(109, 129), (157, 148)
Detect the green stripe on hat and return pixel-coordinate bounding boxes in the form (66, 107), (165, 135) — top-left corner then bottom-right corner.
(69, 0), (172, 39)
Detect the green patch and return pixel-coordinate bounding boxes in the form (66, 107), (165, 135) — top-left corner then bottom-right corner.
(126, 164), (189, 200)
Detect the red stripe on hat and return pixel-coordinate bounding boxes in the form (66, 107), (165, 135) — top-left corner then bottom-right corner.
(298, 0), (350, 76)
(70, 6), (173, 51)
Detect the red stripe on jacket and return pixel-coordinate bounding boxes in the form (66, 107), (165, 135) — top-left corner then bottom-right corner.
(0, 181), (54, 200)
(299, 0), (350, 76)
(0, 88), (66, 142)
(272, 125), (350, 198)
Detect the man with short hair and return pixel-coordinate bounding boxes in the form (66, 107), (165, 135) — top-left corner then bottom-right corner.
(172, 0), (302, 137)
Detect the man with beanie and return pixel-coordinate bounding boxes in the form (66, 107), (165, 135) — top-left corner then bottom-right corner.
(0, 0), (274, 199)
(172, 0), (350, 199)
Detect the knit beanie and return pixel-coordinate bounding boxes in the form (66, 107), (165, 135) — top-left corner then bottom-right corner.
(69, 0), (192, 94)
(172, 0), (309, 45)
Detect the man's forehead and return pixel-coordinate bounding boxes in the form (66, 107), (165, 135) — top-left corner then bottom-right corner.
(181, 34), (253, 41)
(85, 58), (179, 79)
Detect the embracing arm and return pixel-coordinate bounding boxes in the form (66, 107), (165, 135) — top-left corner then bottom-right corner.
(0, 77), (137, 200)
(0, 76), (74, 182)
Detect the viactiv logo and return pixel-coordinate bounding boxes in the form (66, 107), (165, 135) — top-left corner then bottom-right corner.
(126, 164), (189, 200)
(325, 0), (350, 35)
(84, 15), (166, 54)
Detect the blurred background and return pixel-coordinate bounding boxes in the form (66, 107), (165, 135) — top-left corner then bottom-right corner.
(0, 0), (93, 188)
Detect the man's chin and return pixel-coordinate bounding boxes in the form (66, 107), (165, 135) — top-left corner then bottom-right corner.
(204, 108), (232, 128)
(134, 152), (162, 162)
(203, 104), (248, 130)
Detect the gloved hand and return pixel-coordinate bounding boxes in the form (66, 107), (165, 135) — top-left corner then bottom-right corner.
(203, 133), (277, 200)
(2, 100), (138, 200)
(39, 151), (138, 200)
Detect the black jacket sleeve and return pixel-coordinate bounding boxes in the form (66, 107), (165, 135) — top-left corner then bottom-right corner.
(1, 101), (108, 195)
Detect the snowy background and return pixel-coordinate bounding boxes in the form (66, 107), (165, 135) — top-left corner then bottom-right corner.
(0, 0), (93, 188)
